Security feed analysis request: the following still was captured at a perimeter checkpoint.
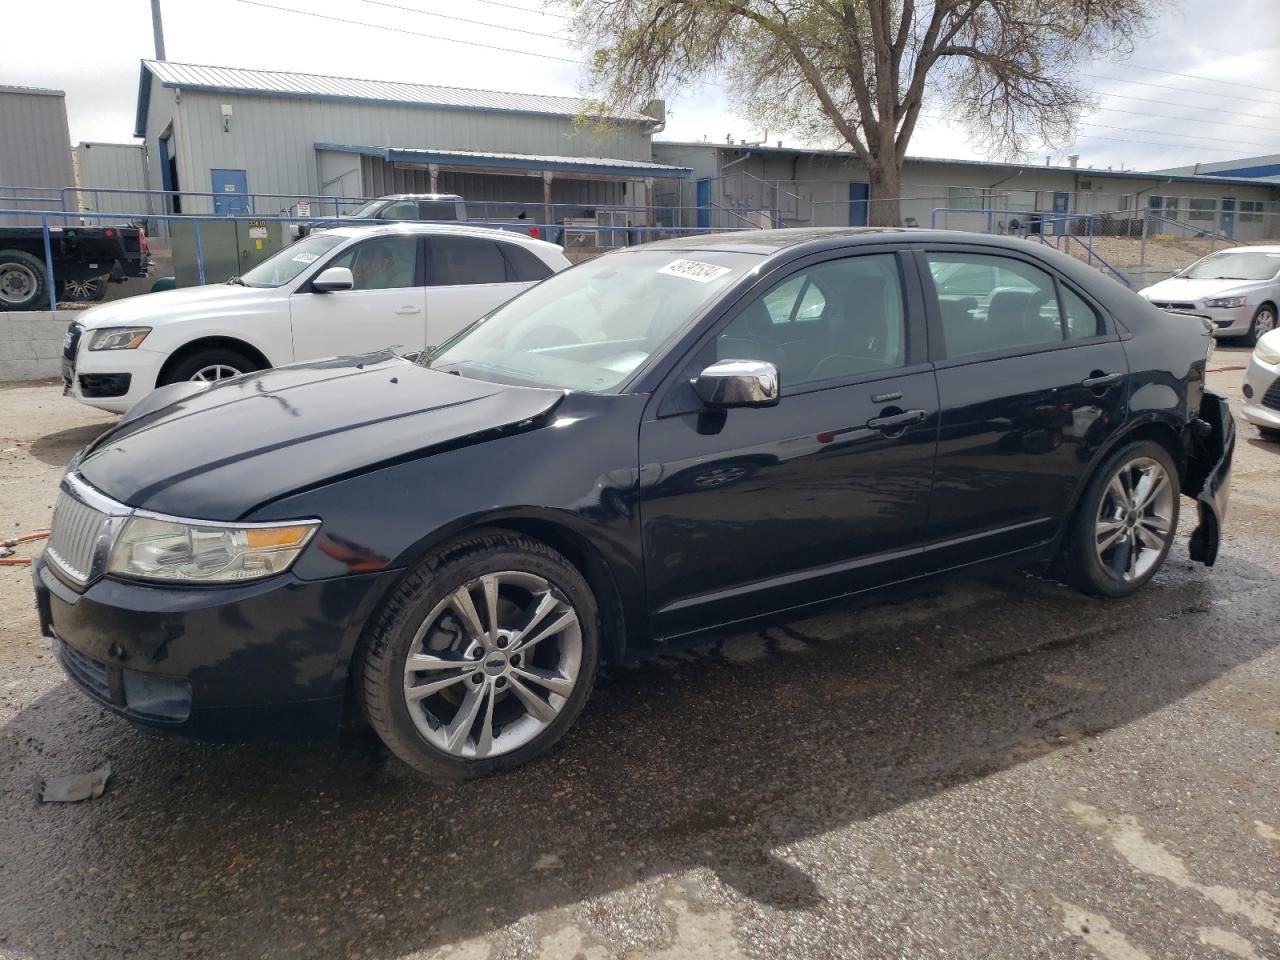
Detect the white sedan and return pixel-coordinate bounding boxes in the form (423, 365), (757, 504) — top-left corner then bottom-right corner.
(63, 223), (570, 413)
(1243, 328), (1280, 440)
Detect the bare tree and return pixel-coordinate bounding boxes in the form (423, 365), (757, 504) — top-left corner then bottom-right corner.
(564, 0), (1163, 225)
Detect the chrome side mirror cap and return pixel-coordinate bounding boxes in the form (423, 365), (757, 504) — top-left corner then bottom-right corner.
(693, 359), (780, 409)
(312, 266), (354, 292)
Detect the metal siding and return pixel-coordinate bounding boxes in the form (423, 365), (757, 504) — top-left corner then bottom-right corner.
(0, 89), (74, 225)
(169, 90), (653, 214)
(73, 143), (150, 216)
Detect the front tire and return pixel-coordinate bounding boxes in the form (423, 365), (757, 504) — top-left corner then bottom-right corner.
(1059, 440), (1180, 598)
(1245, 304), (1276, 347)
(358, 530), (599, 780)
(159, 347), (259, 385)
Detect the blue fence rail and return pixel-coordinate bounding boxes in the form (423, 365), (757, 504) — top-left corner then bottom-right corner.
(0, 207), (751, 313)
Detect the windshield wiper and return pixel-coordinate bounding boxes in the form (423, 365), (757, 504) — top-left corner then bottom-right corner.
(225, 276), (248, 286)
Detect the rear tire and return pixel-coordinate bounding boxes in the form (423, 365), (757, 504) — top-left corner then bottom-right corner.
(0, 249), (48, 311)
(358, 530), (599, 781)
(60, 275), (109, 303)
(159, 347), (260, 385)
(1058, 440), (1180, 598)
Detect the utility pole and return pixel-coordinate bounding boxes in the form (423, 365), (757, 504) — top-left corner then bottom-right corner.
(150, 0), (167, 60)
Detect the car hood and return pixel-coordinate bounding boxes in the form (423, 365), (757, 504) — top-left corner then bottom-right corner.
(76, 355), (565, 519)
(76, 284), (276, 329)
(1139, 276), (1265, 303)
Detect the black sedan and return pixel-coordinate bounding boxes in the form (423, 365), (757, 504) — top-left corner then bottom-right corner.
(34, 228), (1234, 780)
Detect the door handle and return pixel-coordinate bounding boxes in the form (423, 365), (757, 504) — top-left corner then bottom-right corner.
(866, 409), (927, 432)
(1081, 371), (1123, 389)
(395, 306), (421, 315)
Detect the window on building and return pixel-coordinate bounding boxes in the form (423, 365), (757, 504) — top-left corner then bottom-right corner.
(1188, 198), (1216, 221)
(947, 186), (988, 210)
(428, 236), (509, 286)
(1239, 200), (1264, 223)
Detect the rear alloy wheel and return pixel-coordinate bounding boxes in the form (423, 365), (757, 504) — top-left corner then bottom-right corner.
(1245, 305), (1276, 347)
(359, 530), (598, 780)
(1059, 440), (1180, 598)
(60, 275), (108, 303)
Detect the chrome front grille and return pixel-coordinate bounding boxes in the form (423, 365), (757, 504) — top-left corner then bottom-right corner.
(44, 476), (129, 586)
(46, 490), (108, 583)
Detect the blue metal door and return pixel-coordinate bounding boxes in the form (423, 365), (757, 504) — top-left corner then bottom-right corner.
(1221, 197), (1236, 238)
(695, 178), (711, 229)
(848, 182), (870, 226)
(211, 169), (249, 215)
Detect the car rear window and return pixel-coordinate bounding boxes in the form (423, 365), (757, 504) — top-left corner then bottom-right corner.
(501, 243), (554, 282)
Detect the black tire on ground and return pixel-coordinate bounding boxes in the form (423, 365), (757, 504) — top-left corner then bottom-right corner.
(1057, 439), (1181, 599)
(158, 347), (260, 385)
(1244, 303), (1277, 348)
(0, 249), (49, 311)
(358, 529), (600, 781)
(59, 275), (109, 303)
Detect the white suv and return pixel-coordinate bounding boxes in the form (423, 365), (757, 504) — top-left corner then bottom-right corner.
(63, 223), (569, 413)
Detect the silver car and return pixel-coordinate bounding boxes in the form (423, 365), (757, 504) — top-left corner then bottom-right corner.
(1242, 328), (1280, 440)
(1139, 245), (1280, 345)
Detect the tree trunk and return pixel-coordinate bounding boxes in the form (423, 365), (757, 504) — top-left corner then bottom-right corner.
(867, 162), (903, 227)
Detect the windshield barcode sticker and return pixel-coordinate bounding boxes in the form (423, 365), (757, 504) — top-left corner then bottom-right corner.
(658, 259), (732, 283)
(291, 253), (320, 264)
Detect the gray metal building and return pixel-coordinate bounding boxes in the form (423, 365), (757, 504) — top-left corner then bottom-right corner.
(72, 142), (150, 217)
(0, 85), (75, 225)
(134, 60), (689, 222)
(653, 141), (1280, 242)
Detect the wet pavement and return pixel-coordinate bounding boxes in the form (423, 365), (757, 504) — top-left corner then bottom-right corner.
(0, 348), (1277, 959)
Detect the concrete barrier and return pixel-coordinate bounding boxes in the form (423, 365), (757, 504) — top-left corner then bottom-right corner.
(0, 311), (72, 382)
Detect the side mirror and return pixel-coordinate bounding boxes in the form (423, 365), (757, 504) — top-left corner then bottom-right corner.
(312, 266), (354, 292)
(693, 359), (780, 409)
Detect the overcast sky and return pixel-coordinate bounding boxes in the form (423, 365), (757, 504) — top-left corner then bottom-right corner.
(4, 0), (1280, 172)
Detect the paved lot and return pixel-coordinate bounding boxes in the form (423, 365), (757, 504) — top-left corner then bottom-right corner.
(0, 348), (1277, 960)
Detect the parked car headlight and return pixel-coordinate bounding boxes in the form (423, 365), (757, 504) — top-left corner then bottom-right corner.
(89, 326), (151, 350)
(1255, 333), (1280, 365)
(108, 515), (319, 582)
(1203, 296), (1246, 309)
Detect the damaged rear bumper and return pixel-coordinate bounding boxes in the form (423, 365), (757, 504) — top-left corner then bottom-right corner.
(1184, 392), (1235, 566)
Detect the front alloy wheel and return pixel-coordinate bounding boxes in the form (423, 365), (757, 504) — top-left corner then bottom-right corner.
(359, 530), (599, 780)
(1247, 305), (1276, 347)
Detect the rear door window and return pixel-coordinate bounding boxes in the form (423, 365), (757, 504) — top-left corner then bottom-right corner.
(427, 237), (510, 286)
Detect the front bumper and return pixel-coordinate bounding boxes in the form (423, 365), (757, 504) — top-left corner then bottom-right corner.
(1184, 392), (1236, 566)
(33, 555), (397, 741)
(65, 343), (168, 414)
(1241, 353), (1280, 431)
(1146, 300), (1253, 337)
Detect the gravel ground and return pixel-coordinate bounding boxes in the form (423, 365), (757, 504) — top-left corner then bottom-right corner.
(0, 349), (1276, 960)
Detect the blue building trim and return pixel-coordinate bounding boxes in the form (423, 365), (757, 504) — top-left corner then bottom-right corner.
(316, 143), (693, 180)
(1200, 162), (1280, 179)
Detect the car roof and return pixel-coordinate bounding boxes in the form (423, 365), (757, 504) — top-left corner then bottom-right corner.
(632, 226), (1072, 256)
(322, 221), (559, 250)
(374, 193), (464, 201)
(1214, 244), (1280, 254)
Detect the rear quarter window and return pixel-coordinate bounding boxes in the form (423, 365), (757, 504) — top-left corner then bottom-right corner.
(501, 243), (554, 282)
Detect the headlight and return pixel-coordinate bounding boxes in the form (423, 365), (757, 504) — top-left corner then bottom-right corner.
(1203, 296), (1246, 309)
(1255, 331), (1280, 365)
(89, 326), (151, 350)
(108, 514), (319, 582)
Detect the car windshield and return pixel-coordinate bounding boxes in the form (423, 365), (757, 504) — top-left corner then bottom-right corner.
(431, 248), (763, 391)
(346, 199), (385, 218)
(238, 234), (346, 287)
(1181, 250), (1280, 281)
